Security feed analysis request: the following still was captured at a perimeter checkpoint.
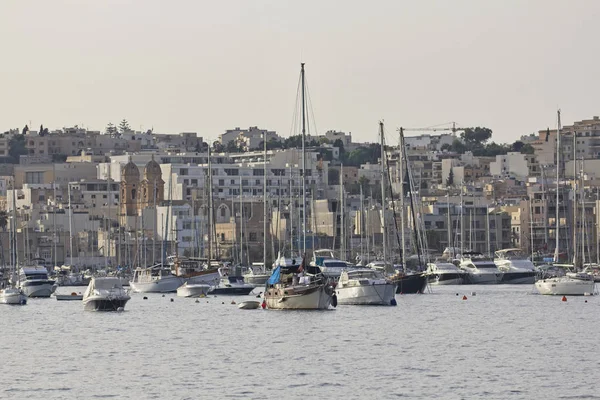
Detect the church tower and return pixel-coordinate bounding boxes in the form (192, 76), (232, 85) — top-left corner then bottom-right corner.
(138, 154), (164, 213)
(120, 157), (140, 217)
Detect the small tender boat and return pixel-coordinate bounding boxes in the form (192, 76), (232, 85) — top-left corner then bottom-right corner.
(177, 282), (211, 298)
(55, 292), (83, 301)
(83, 277), (131, 311)
(238, 300), (261, 309)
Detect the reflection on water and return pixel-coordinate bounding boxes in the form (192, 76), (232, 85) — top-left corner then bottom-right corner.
(1, 285), (599, 399)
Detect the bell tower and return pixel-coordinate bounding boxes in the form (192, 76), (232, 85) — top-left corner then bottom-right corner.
(138, 154), (164, 213)
(120, 157), (140, 217)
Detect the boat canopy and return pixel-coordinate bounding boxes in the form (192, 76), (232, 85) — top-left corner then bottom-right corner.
(91, 278), (123, 290)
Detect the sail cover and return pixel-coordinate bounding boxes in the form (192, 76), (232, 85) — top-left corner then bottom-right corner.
(267, 266), (281, 285)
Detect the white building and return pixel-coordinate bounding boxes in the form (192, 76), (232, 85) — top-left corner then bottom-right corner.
(490, 152), (529, 180)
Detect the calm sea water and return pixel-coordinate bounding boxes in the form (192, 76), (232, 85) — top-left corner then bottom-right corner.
(1, 285), (600, 400)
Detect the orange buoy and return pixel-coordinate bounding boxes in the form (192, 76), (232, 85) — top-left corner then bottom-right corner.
(462, 295), (467, 300)
(231, 300), (236, 305)
(562, 296), (567, 302)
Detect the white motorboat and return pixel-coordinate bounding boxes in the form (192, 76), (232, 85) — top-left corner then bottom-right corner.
(0, 287), (27, 305)
(177, 282), (211, 298)
(311, 249), (353, 279)
(83, 277), (130, 311)
(55, 291), (83, 301)
(535, 275), (596, 296)
(459, 252), (503, 284)
(209, 267), (255, 295)
(129, 264), (185, 293)
(494, 248), (537, 284)
(425, 261), (465, 285)
(18, 266), (56, 297)
(335, 269), (396, 305)
(581, 264), (600, 282)
(242, 263), (271, 286)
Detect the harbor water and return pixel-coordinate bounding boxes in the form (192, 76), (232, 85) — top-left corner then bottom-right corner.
(1, 285), (599, 399)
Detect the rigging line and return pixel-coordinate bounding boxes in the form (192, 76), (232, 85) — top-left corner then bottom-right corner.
(288, 73), (302, 137)
(382, 132), (403, 256)
(304, 75), (319, 137)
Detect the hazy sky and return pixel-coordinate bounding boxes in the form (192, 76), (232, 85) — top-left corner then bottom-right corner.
(2, 0), (600, 144)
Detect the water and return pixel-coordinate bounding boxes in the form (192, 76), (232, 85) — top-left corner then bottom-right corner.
(1, 285), (600, 399)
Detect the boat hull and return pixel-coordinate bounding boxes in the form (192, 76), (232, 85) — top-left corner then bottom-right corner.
(243, 274), (270, 286)
(177, 284), (211, 297)
(395, 274), (428, 294)
(336, 283), (396, 305)
(427, 273), (464, 285)
(185, 271), (220, 285)
(535, 278), (596, 296)
(463, 272), (503, 285)
(501, 271), (536, 284)
(21, 281), (56, 297)
(129, 276), (185, 293)
(238, 300), (261, 309)
(55, 294), (83, 301)
(83, 297), (130, 311)
(209, 286), (254, 295)
(265, 284), (332, 310)
(0, 289), (27, 305)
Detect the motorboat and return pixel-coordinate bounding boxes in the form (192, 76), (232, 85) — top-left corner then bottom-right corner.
(209, 267), (255, 295)
(54, 265), (90, 287)
(310, 249), (353, 278)
(459, 252), (503, 284)
(494, 248), (537, 284)
(425, 261), (465, 285)
(18, 266), (56, 297)
(176, 282), (211, 298)
(83, 277), (130, 311)
(242, 263), (271, 286)
(168, 256), (221, 285)
(264, 263), (334, 310)
(367, 261), (428, 294)
(129, 264), (185, 293)
(0, 287), (27, 305)
(581, 264), (600, 282)
(535, 274), (596, 296)
(335, 269), (396, 305)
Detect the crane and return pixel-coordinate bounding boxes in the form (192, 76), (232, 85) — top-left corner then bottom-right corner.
(400, 122), (467, 136)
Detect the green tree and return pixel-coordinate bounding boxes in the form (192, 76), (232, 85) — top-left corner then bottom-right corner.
(461, 127), (492, 146)
(106, 122), (118, 137)
(520, 144), (534, 154)
(511, 140), (525, 152)
(118, 119), (131, 134)
(449, 139), (467, 153)
(440, 143), (451, 152)
(8, 134), (28, 163)
(212, 141), (224, 153)
(446, 168), (454, 186)
(22, 125), (29, 135)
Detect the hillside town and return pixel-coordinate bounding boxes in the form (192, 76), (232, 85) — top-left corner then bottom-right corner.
(0, 114), (598, 272)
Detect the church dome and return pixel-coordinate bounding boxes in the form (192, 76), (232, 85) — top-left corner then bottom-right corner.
(122, 157), (140, 181)
(144, 154), (162, 180)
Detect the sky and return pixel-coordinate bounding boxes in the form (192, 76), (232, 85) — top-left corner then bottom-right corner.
(2, 0), (600, 145)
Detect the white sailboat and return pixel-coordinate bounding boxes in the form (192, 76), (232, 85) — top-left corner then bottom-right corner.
(0, 187), (27, 305)
(264, 63), (334, 310)
(535, 110), (596, 296)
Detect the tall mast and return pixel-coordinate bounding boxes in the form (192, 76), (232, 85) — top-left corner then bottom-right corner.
(460, 183), (464, 256)
(207, 147), (213, 261)
(446, 190), (452, 257)
(301, 62), (307, 256)
(68, 182), (74, 266)
(360, 185), (364, 263)
(399, 128), (406, 268)
(263, 133), (268, 271)
(239, 172), (243, 265)
(379, 121), (387, 263)
(289, 166), (294, 255)
(573, 130), (577, 266)
(340, 163), (345, 260)
(554, 110), (561, 263)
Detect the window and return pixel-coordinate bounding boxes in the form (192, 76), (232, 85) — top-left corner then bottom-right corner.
(25, 171), (44, 184)
(220, 207), (226, 217)
(218, 179), (224, 186)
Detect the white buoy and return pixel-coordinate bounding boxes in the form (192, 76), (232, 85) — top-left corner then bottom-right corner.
(117, 307), (124, 312)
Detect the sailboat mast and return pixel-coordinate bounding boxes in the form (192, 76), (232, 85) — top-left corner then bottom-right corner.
(446, 190), (452, 257)
(301, 62), (307, 256)
(263, 133), (268, 271)
(399, 128), (406, 268)
(360, 185), (364, 262)
(573, 131), (577, 266)
(554, 110), (561, 263)
(68, 182), (74, 266)
(340, 163), (345, 260)
(379, 122), (387, 263)
(207, 147), (213, 262)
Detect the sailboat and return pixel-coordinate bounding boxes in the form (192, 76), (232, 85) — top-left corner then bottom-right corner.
(535, 110), (595, 296)
(1, 186), (27, 305)
(263, 63), (335, 310)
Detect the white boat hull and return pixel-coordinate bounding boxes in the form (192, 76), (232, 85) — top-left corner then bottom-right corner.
(0, 288), (27, 305)
(243, 273), (270, 286)
(186, 271), (220, 285)
(464, 272), (503, 285)
(21, 282), (55, 297)
(83, 296), (130, 311)
(336, 283), (396, 305)
(177, 283), (211, 297)
(238, 300), (261, 309)
(265, 285), (332, 310)
(535, 278), (596, 296)
(129, 276), (185, 293)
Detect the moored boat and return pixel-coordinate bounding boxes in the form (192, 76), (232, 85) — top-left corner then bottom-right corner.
(83, 277), (130, 311)
(0, 287), (27, 305)
(177, 282), (211, 298)
(129, 264), (185, 293)
(335, 269), (396, 305)
(425, 261), (465, 285)
(18, 266), (56, 297)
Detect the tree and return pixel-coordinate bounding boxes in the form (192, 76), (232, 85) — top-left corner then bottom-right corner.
(449, 139), (467, 153)
(440, 143), (451, 152)
(520, 144), (535, 154)
(511, 140), (525, 152)
(461, 127), (492, 146)
(212, 141), (224, 153)
(8, 134), (28, 163)
(105, 122), (118, 137)
(118, 119), (131, 134)
(22, 125), (29, 135)
(446, 168), (454, 186)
